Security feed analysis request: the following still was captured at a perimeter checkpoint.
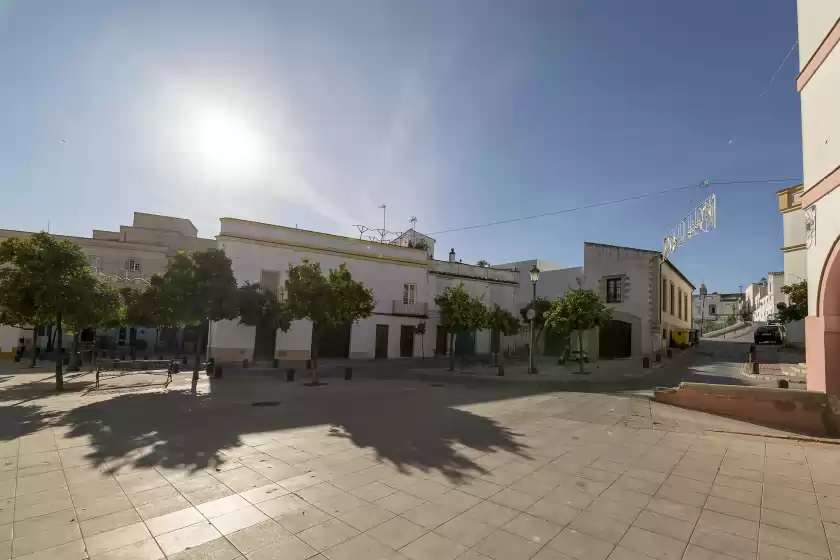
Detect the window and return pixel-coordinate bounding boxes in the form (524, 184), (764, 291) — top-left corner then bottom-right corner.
(126, 259), (141, 273)
(88, 255), (101, 269)
(260, 270), (281, 294)
(709, 304), (717, 315)
(669, 283), (675, 315)
(403, 283), (416, 304)
(678, 289), (682, 319)
(662, 279), (668, 311)
(684, 294), (689, 321)
(606, 277), (622, 303)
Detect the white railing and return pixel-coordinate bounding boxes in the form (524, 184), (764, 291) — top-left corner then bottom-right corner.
(430, 261), (517, 283)
(392, 301), (429, 316)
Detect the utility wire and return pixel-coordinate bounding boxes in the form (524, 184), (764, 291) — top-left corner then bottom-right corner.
(428, 178), (801, 235)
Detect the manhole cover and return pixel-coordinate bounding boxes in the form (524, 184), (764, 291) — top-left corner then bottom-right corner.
(251, 401), (280, 407)
(428, 383), (446, 388)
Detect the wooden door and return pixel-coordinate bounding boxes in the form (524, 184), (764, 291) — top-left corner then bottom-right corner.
(375, 324), (389, 359)
(400, 325), (414, 357)
(599, 320), (632, 359)
(436, 326), (448, 355)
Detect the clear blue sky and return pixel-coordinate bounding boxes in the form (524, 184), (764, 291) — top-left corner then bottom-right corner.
(0, 0), (802, 292)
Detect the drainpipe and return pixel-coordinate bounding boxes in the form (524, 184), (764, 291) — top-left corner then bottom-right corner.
(659, 256), (665, 353)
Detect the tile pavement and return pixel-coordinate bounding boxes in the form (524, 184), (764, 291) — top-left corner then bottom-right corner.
(2, 375), (840, 560)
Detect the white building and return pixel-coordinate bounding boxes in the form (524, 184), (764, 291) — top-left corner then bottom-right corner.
(796, 2), (840, 393)
(209, 219), (520, 363)
(778, 185), (807, 289)
(692, 289), (744, 327)
(583, 242), (694, 359)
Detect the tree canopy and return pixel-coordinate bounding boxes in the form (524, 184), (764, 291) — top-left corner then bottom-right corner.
(153, 249), (238, 379)
(0, 232), (120, 386)
(544, 289), (612, 373)
(778, 280), (807, 324)
(236, 282), (292, 332)
(284, 258), (375, 381)
(434, 282), (488, 370)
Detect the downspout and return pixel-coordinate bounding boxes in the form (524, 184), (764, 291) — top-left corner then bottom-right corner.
(659, 256), (665, 353)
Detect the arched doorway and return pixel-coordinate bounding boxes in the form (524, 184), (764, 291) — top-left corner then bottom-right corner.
(807, 235), (840, 394)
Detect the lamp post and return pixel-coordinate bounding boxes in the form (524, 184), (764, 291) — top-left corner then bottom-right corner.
(699, 283), (708, 336)
(528, 265), (540, 375)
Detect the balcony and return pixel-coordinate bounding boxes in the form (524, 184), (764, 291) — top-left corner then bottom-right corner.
(392, 300), (429, 317)
(430, 261), (518, 283)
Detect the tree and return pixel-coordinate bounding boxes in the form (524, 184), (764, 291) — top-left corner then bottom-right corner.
(155, 249), (238, 382)
(0, 266), (47, 368)
(487, 304), (520, 364)
(434, 282), (488, 371)
(0, 233), (100, 389)
(415, 321), (427, 359)
(477, 260), (489, 268)
(65, 278), (124, 369)
(236, 282), (293, 360)
(520, 296), (551, 352)
(544, 289), (612, 374)
(284, 258), (375, 384)
(778, 280), (807, 324)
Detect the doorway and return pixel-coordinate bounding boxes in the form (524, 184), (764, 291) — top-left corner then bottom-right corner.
(375, 325), (389, 358)
(253, 323), (277, 362)
(599, 320), (632, 358)
(400, 325), (414, 357)
(436, 326), (448, 355)
(316, 323), (352, 358)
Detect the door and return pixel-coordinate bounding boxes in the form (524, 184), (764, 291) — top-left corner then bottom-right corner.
(400, 325), (414, 357)
(599, 320), (632, 358)
(316, 323), (352, 358)
(454, 330), (476, 356)
(253, 323), (277, 362)
(375, 324), (389, 358)
(544, 330), (569, 357)
(436, 326), (448, 355)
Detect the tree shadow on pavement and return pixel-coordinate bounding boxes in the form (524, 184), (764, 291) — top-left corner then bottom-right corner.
(56, 380), (530, 482)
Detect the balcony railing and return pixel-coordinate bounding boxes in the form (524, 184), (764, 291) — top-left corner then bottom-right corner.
(430, 260), (518, 283)
(392, 300), (429, 317)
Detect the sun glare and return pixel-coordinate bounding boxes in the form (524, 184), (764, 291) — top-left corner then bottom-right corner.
(184, 104), (266, 181)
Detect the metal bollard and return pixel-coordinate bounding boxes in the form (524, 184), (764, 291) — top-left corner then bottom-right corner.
(95, 364), (101, 388)
(498, 363), (505, 377)
(752, 361), (760, 374)
(286, 368), (296, 382)
(655, 353), (662, 363)
(273, 358), (279, 368)
(642, 356), (651, 368)
(344, 367), (353, 380)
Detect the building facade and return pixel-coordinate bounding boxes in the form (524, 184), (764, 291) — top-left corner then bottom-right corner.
(692, 289), (745, 330)
(582, 242), (693, 360)
(0, 213), (214, 355)
(778, 185), (807, 289)
(796, 1), (840, 393)
(209, 219), (521, 362)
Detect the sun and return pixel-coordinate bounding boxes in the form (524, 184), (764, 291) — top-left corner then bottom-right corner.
(184, 103), (266, 181)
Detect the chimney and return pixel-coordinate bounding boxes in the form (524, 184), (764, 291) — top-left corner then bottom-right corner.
(449, 248), (456, 263)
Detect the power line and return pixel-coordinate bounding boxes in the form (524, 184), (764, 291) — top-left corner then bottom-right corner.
(428, 178), (800, 235)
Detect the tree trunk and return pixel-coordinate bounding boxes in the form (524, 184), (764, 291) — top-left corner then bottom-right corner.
(29, 326), (38, 368)
(578, 330), (585, 375)
(70, 332), (80, 371)
(55, 313), (64, 390)
(154, 328), (160, 356)
(311, 334), (319, 384)
(448, 333), (455, 371)
(192, 322), (204, 382)
(421, 336), (425, 360)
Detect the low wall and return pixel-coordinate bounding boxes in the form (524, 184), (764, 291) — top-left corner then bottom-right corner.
(654, 383), (839, 437)
(702, 322), (750, 338)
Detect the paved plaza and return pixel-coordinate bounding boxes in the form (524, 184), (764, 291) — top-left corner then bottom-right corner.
(2, 368), (840, 560)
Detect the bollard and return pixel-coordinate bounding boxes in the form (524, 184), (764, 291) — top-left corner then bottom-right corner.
(206, 358), (215, 375)
(182, 355), (188, 365)
(273, 358), (279, 368)
(642, 356), (650, 368)
(96, 364), (101, 388)
(306, 359), (312, 369)
(344, 366), (353, 380)
(655, 353), (662, 363)
(286, 368), (296, 382)
(752, 361), (760, 374)
(778, 379), (789, 388)
(214, 365), (223, 379)
(498, 363), (505, 377)
(242, 358), (249, 369)
(666, 349), (673, 359)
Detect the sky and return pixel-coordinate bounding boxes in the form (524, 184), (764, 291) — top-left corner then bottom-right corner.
(0, 0), (802, 293)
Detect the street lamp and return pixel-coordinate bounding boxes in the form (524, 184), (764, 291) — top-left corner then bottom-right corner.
(699, 283), (708, 336)
(528, 265), (540, 375)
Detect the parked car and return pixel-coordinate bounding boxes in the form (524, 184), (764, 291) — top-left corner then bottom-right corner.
(754, 325), (785, 345)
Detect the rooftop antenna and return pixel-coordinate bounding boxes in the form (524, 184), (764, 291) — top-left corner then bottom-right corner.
(376, 204), (387, 242)
(409, 216), (417, 244)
